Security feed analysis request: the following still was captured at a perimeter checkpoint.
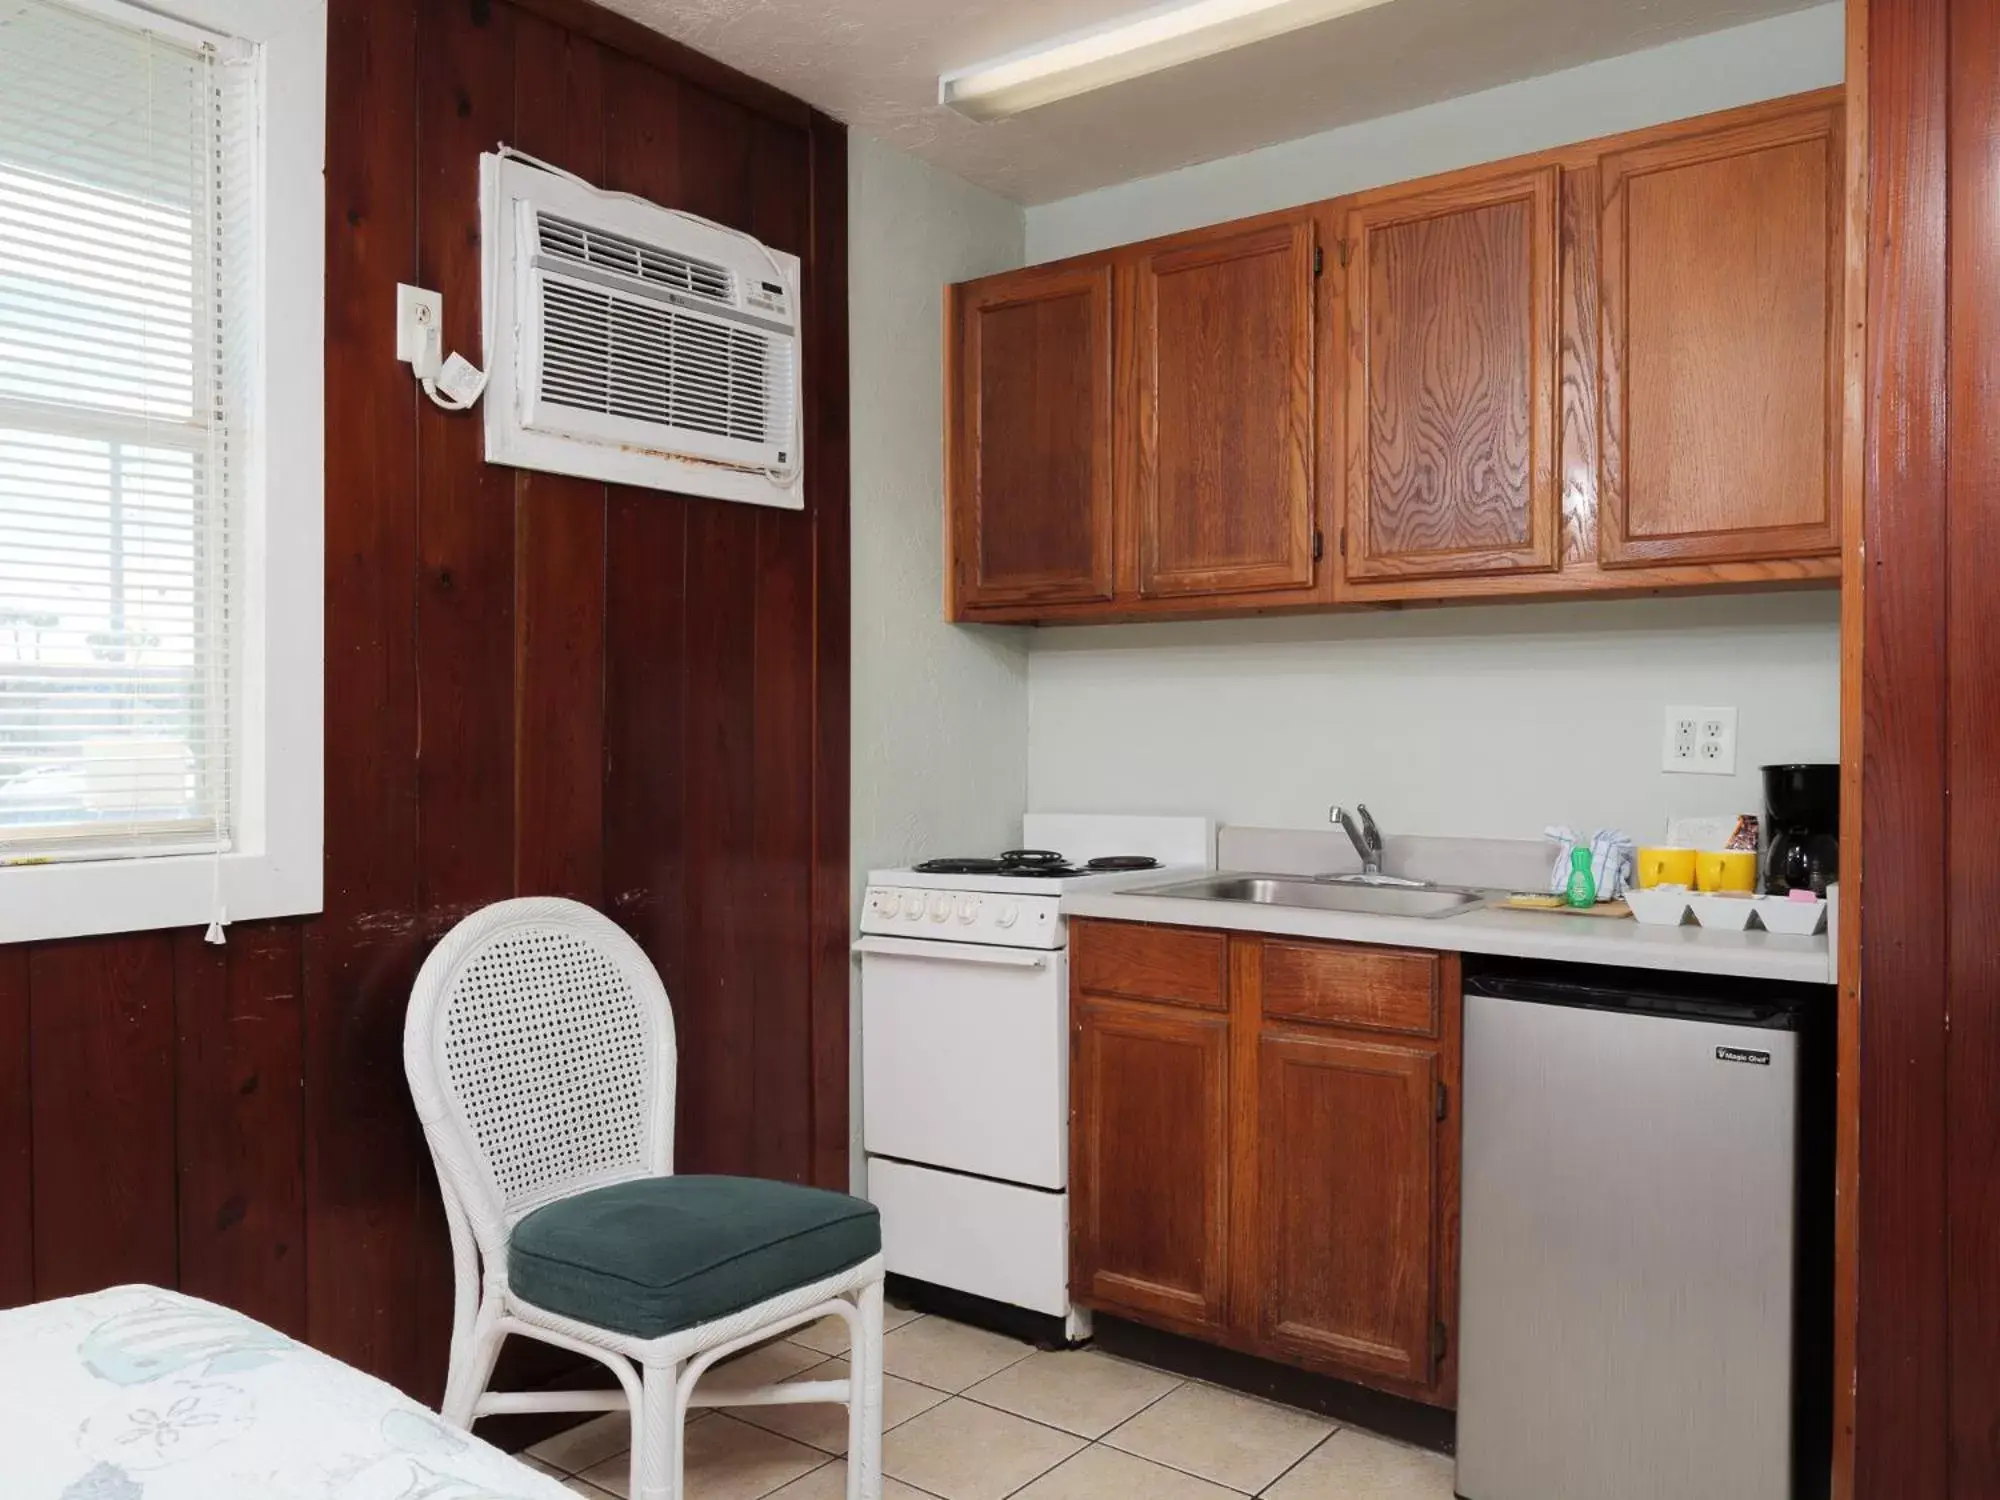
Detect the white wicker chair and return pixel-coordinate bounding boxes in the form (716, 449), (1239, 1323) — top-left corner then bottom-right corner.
(403, 897), (885, 1500)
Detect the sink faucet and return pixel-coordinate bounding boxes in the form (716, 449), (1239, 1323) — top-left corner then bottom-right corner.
(1329, 804), (1384, 875)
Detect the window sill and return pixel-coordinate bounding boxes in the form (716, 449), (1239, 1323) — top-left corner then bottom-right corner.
(0, 846), (321, 945)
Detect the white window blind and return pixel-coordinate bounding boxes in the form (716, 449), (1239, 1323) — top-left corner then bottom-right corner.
(0, 0), (252, 862)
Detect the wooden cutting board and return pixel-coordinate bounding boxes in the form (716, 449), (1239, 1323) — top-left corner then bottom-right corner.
(1492, 896), (1633, 919)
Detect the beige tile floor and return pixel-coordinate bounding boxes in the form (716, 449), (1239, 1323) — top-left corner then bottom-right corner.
(520, 1308), (1454, 1500)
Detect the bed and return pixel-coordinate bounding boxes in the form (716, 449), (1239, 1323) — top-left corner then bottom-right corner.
(0, 1285), (576, 1499)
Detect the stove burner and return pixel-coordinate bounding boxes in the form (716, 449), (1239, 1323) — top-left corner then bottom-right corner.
(909, 851), (1164, 879)
(999, 848), (1066, 867)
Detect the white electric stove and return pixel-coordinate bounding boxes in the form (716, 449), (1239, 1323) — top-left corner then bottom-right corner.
(855, 814), (1213, 1338)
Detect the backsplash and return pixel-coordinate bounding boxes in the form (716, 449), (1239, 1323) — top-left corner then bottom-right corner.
(1026, 592), (1839, 845)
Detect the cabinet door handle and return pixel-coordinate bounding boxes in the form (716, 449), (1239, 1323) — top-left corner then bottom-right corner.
(1435, 1080), (1449, 1122)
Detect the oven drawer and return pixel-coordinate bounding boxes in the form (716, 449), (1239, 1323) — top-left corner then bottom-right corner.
(857, 937), (1069, 1189)
(867, 1158), (1070, 1317)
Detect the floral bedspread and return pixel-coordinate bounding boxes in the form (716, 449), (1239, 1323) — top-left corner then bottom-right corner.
(0, 1285), (572, 1499)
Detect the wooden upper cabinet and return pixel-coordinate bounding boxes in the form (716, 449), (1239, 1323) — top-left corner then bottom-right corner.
(1597, 103), (1843, 567)
(1071, 994), (1231, 1334)
(942, 90), (1844, 621)
(1341, 168), (1560, 583)
(1254, 1030), (1440, 1385)
(947, 264), (1115, 611)
(1129, 218), (1318, 599)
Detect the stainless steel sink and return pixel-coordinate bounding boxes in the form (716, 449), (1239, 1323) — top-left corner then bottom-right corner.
(1134, 874), (1487, 920)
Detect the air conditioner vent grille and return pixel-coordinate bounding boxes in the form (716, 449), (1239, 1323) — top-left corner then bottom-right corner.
(537, 211), (733, 304)
(538, 277), (779, 446)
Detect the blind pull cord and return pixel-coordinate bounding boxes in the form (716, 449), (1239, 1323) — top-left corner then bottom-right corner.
(204, 841), (228, 945)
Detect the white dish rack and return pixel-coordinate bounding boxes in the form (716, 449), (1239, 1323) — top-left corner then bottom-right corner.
(1626, 888), (1829, 935)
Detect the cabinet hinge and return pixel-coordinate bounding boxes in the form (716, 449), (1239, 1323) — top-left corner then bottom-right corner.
(1435, 1080), (1449, 1122)
(1339, 525), (1349, 558)
(1338, 240), (1353, 270)
(1312, 528), (1324, 562)
(1432, 1320), (1449, 1364)
(1314, 245), (1325, 277)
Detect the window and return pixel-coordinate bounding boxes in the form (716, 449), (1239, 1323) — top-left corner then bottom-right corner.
(0, 0), (323, 943)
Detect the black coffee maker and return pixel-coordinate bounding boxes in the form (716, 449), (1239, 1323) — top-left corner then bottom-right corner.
(1763, 763), (1840, 896)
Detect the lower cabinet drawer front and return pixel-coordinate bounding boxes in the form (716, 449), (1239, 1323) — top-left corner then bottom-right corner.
(1259, 939), (1440, 1036)
(1072, 920), (1227, 1011)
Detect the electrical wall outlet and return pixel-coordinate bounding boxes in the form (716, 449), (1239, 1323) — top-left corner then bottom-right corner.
(1663, 706), (1738, 775)
(395, 283), (444, 379)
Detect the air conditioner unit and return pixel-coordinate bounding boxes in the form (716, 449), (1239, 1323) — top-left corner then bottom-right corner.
(479, 150), (804, 509)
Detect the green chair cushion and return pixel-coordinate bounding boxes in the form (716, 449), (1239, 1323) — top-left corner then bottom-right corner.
(508, 1175), (880, 1338)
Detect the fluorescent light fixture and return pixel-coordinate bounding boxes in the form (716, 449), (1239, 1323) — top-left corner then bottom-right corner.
(940, 0), (1399, 121)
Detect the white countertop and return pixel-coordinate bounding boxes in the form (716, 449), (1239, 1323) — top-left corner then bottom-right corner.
(1062, 884), (1835, 986)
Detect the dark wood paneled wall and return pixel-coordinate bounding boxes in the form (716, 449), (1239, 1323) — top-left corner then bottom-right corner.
(1852, 0), (2000, 1494)
(0, 0), (850, 1404)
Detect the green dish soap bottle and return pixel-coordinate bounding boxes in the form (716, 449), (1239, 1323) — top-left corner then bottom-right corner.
(1566, 845), (1598, 909)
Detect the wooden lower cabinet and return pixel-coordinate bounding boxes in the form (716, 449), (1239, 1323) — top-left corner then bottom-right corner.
(1070, 919), (1461, 1405)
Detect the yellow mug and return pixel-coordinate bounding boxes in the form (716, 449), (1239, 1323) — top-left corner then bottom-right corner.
(1636, 847), (1697, 888)
(1695, 850), (1757, 893)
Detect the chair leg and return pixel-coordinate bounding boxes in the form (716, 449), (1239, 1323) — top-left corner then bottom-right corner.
(633, 1360), (684, 1500)
(847, 1279), (885, 1500)
(440, 1293), (505, 1429)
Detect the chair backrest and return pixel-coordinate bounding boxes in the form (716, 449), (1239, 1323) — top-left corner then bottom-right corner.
(403, 897), (676, 1261)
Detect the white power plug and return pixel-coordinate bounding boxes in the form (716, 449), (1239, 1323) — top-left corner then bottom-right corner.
(395, 284), (444, 378)
(395, 283), (485, 409)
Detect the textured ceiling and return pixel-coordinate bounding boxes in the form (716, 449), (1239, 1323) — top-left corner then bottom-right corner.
(598, 0), (1824, 203)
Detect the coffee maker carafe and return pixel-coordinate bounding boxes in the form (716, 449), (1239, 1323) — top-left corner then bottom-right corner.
(1763, 763), (1839, 896)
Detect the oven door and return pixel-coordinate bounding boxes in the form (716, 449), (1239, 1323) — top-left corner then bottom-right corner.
(856, 933), (1069, 1190)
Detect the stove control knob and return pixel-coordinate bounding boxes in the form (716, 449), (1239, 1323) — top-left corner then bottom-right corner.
(957, 896), (980, 923)
(996, 901), (1020, 929)
(929, 893), (952, 921)
(903, 894), (924, 922)
(875, 890), (898, 918)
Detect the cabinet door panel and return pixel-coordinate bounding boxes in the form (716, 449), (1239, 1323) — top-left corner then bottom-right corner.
(1072, 996), (1230, 1332)
(1256, 1029), (1438, 1383)
(1599, 105), (1842, 566)
(949, 266), (1115, 611)
(1131, 219), (1317, 599)
(1342, 168), (1560, 583)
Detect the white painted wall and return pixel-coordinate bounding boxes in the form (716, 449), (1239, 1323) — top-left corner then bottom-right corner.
(848, 133), (1028, 1185)
(1025, 3), (1844, 261)
(1028, 594), (1842, 843)
(850, 132), (1030, 893)
(1019, 5), (1846, 847)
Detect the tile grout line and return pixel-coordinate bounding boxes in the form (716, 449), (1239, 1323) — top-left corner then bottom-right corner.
(983, 1375), (1247, 1500)
(1090, 1436), (1261, 1498)
(532, 1319), (1436, 1499)
(953, 1364), (1190, 1448)
(1091, 1380), (1342, 1498)
(1253, 1426), (1345, 1498)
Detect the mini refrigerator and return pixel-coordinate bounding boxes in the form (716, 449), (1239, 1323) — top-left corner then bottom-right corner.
(1455, 963), (1830, 1500)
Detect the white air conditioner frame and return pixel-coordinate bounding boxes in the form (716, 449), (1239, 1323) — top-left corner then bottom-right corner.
(479, 151), (805, 510)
